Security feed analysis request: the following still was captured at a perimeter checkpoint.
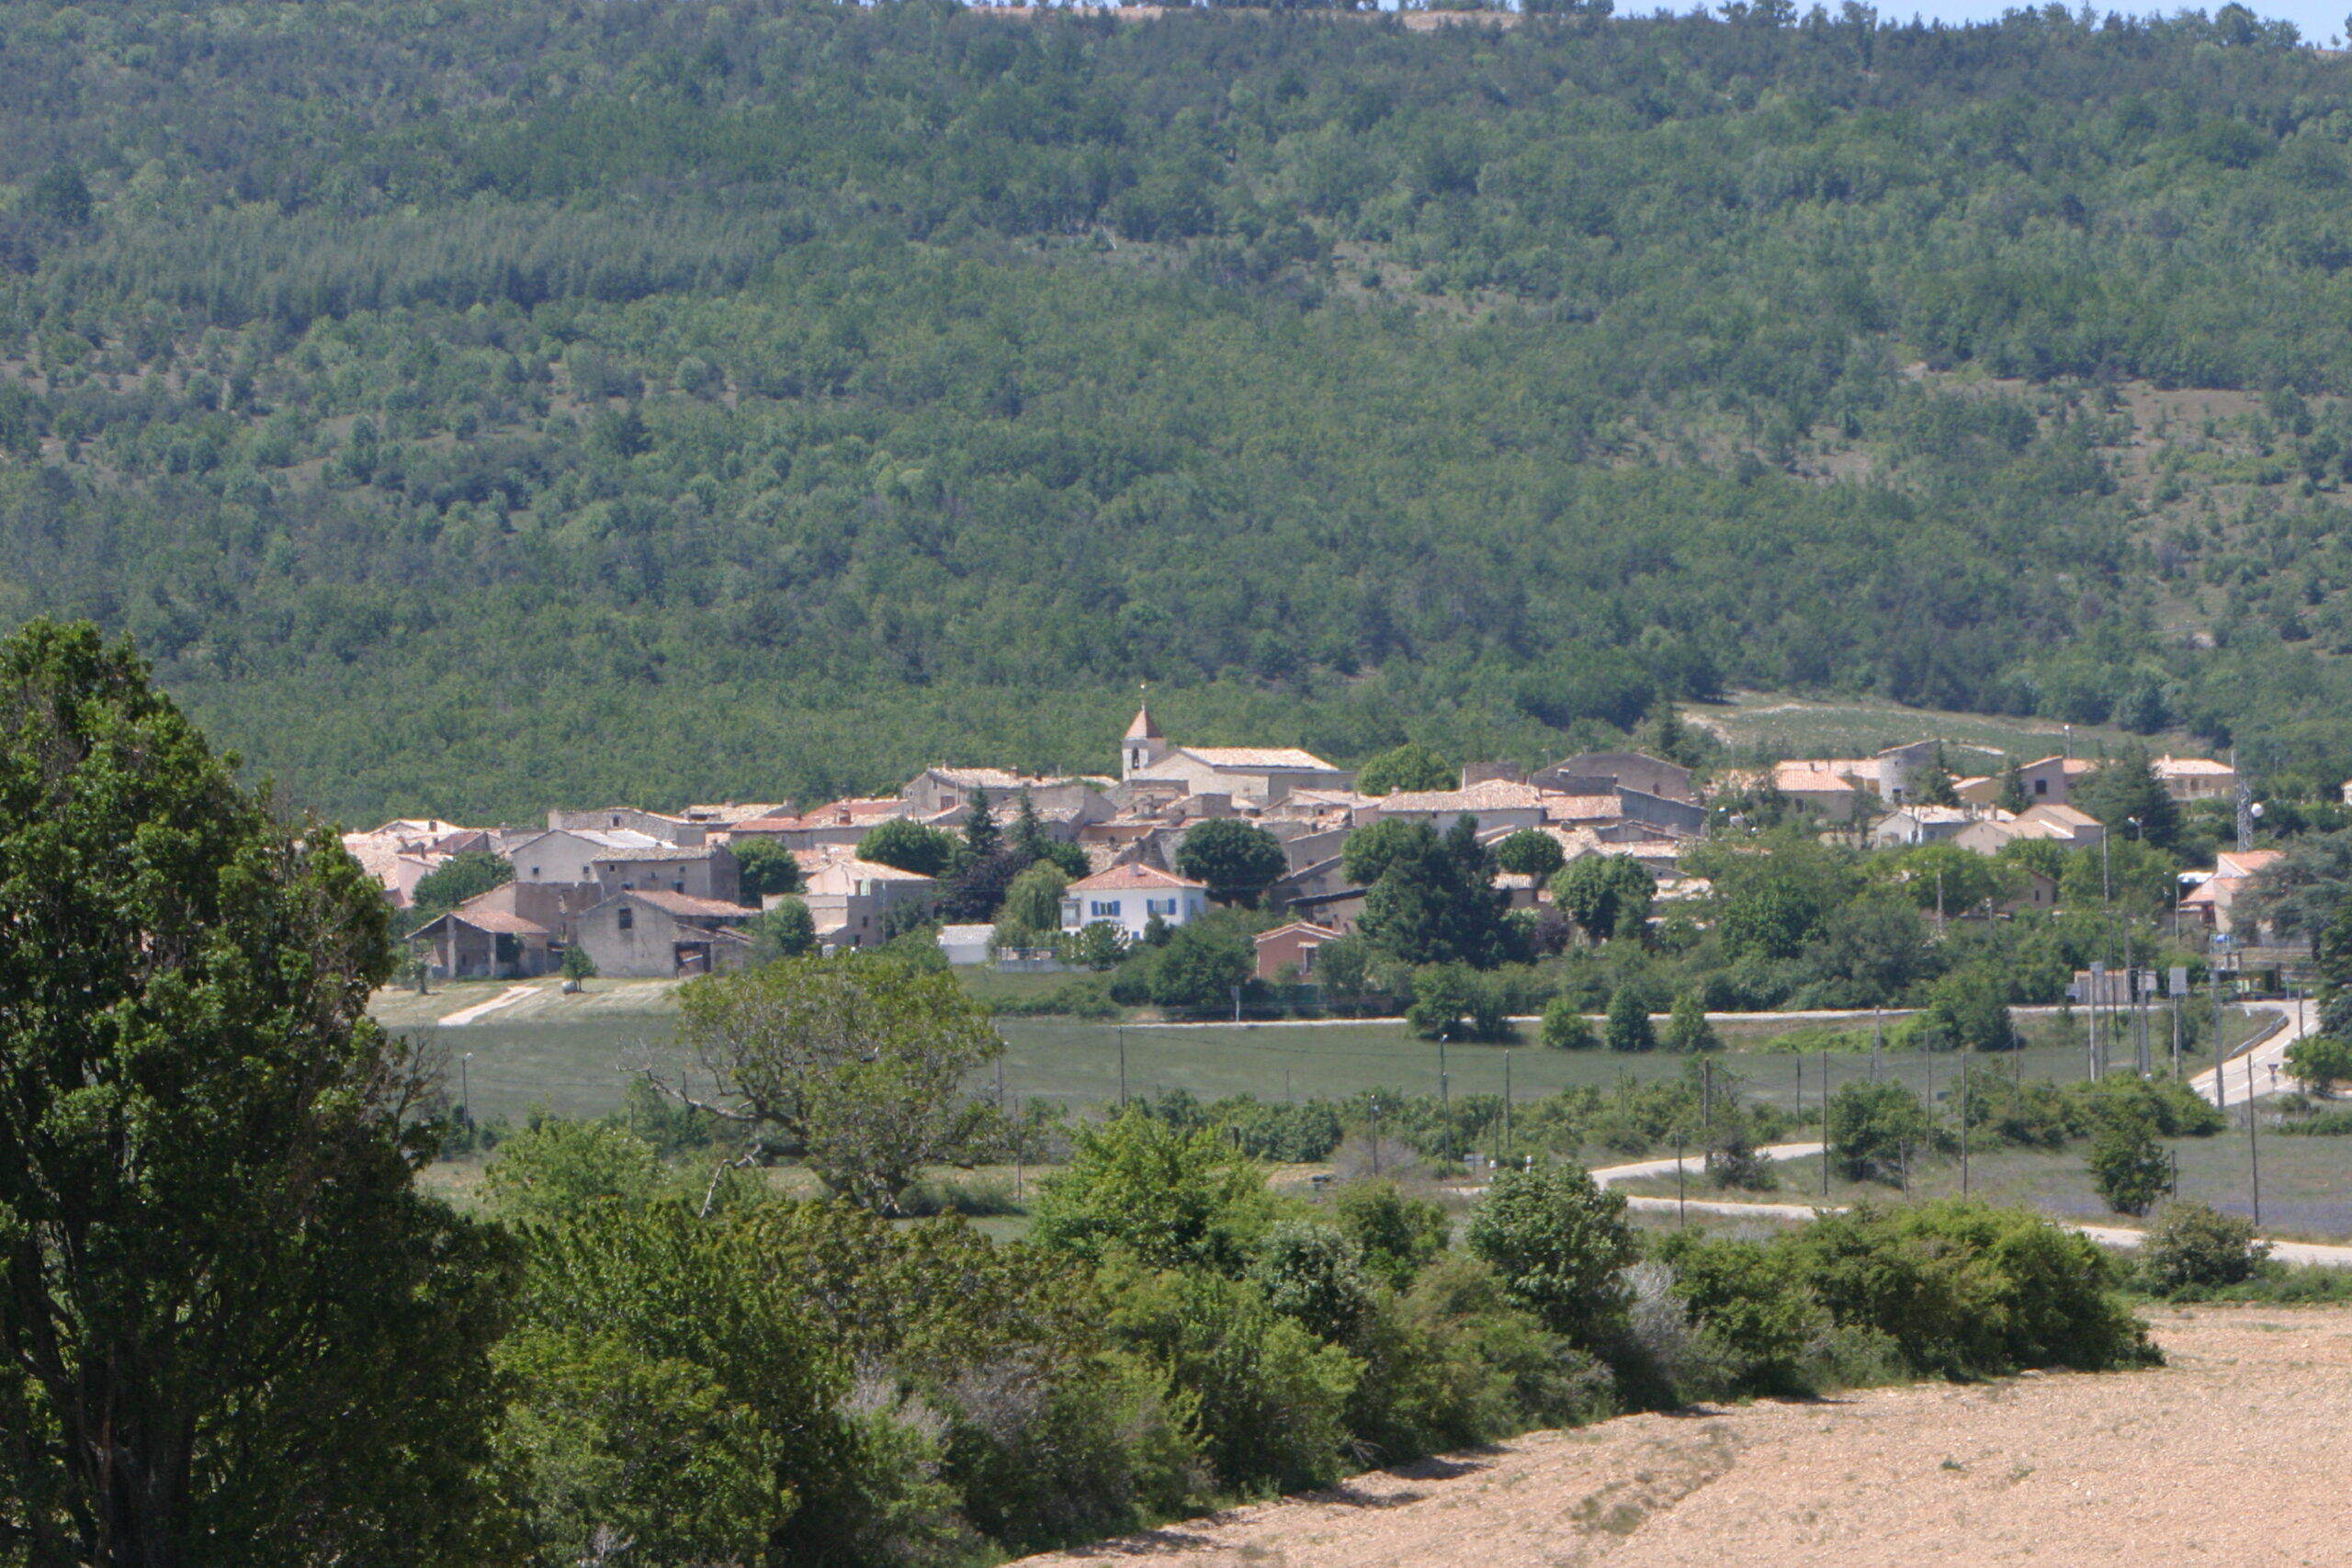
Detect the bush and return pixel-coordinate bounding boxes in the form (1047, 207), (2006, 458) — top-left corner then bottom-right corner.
(1331, 1179), (1450, 1289)
(1541, 994), (1598, 1050)
(1605, 987), (1656, 1053)
(2140, 1201), (2268, 1295)
(1663, 990), (1718, 1054)
(1826, 1079), (1928, 1184)
(2284, 1035), (2352, 1096)
(481, 1120), (663, 1224)
(1464, 1162), (1639, 1350)
(2086, 1111), (2169, 1216)
(1030, 1110), (1272, 1273)
(1792, 1201), (2154, 1376)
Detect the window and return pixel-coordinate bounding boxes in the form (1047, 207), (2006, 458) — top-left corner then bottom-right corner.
(617, 907), (634, 931)
(2034, 779), (2048, 795)
(529, 866), (540, 878)
(673, 881), (684, 894)
(1091, 900), (1122, 919)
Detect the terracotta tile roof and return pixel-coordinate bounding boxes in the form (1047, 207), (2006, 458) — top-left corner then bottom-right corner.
(1374, 781), (1547, 813)
(420, 908), (548, 936)
(1256, 921), (1341, 944)
(1774, 764), (1859, 793)
(628, 890), (756, 919)
(1125, 704), (1163, 741)
(1068, 863), (1205, 893)
(1544, 795), (1625, 822)
(733, 798), (907, 833)
(2154, 756), (2236, 777)
(1178, 746), (1340, 772)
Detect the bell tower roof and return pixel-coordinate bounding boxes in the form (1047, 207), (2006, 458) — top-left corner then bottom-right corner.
(1125, 703), (1163, 743)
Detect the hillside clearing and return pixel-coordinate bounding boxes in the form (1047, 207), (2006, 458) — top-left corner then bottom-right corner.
(1020, 1303), (2350, 1568)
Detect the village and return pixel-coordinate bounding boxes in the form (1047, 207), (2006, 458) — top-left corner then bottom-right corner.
(345, 702), (2281, 999)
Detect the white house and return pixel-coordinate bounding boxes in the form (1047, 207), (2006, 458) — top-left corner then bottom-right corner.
(1059, 862), (1209, 942)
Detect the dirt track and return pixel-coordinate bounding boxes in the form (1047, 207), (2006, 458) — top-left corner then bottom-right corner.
(1023, 1305), (2352, 1568)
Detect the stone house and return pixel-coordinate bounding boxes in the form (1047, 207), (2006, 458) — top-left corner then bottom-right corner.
(571, 890), (756, 979)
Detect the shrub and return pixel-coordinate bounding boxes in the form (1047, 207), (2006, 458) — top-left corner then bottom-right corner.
(1826, 1079), (1928, 1184)
(1331, 1179), (1450, 1289)
(1247, 1221), (1375, 1346)
(1663, 990), (1718, 1054)
(482, 1120), (663, 1224)
(1541, 994), (1598, 1050)
(1464, 1163), (1639, 1349)
(2140, 1201), (2268, 1294)
(1030, 1110), (1272, 1273)
(2086, 1111), (2169, 1216)
(1605, 987), (1656, 1053)
(1792, 1201), (2154, 1376)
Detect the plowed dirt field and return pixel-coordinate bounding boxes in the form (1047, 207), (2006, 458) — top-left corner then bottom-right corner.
(1021, 1304), (2351, 1568)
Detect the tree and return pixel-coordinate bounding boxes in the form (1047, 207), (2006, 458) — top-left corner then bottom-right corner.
(1406, 963), (1508, 1042)
(2285, 1034), (2352, 1097)
(733, 835), (803, 901)
(670, 953), (1004, 1213)
(1606, 987), (1657, 1052)
(962, 787), (1002, 863)
(996, 861), (1069, 944)
(2141, 1200), (2268, 1292)
(1149, 921), (1255, 1010)
(1176, 818), (1291, 905)
(2086, 1111), (2169, 1216)
(1541, 994), (1598, 1050)
(481, 1120), (664, 1224)
(560, 942), (597, 985)
(1356, 743), (1456, 796)
(1011, 790), (1088, 877)
(1493, 828), (1566, 881)
(1463, 1163), (1638, 1349)
(2073, 749), (2181, 851)
(1826, 1080), (1929, 1183)
(1030, 1109), (1272, 1271)
(1551, 855), (1654, 942)
(0, 621), (512, 1564)
(748, 897), (819, 963)
(860, 818), (958, 878)
(409, 848), (514, 923)
(1059, 919), (1128, 971)
(1314, 933), (1374, 1010)
(1331, 1180), (1450, 1289)
(1996, 761), (2030, 815)
(1664, 990), (1718, 1053)
(1920, 964), (2019, 1051)
(1355, 816), (1510, 968)
(1716, 876), (1823, 961)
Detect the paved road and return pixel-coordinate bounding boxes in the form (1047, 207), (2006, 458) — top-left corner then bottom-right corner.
(2187, 997), (2311, 1106)
(1582, 1137), (2352, 1268)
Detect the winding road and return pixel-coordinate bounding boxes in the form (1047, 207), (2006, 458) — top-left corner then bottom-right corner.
(1576, 1136), (2352, 1269)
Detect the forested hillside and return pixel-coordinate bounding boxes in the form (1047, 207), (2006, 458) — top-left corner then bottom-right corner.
(3, 0), (2351, 819)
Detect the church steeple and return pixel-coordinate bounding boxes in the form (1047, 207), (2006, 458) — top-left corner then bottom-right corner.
(1122, 692), (1169, 779)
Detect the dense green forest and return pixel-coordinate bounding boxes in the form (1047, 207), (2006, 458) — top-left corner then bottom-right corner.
(4, 0), (2352, 818)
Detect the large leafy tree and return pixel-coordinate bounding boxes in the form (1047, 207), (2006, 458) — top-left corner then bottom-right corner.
(1351, 816), (1510, 967)
(0, 621), (513, 1566)
(858, 819), (958, 879)
(1175, 818), (1290, 906)
(408, 848), (514, 923)
(2073, 749), (2182, 851)
(669, 953), (1004, 1213)
(1355, 745), (1456, 797)
(1550, 854), (1656, 942)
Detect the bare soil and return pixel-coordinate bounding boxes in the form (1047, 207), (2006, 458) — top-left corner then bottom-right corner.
(1021, 1304), (2352, 1568)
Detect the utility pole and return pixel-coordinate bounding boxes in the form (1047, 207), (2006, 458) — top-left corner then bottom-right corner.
(1371, 1099), (1380, 1176)
(2089, 962), (2105, 1082)
(1439, 1034), (1451, 1167)
(1822, 1051), (1832, 1199)
(1701, 1057), (1713, 1173)
(1503, 1050), (1512, 1165)
(1871, 1007), (1883, 1081)
(1118, 1027), (1127, 1110)
(2213, 947), (2229, 1111)
(459, 1052), (472, 1128)
(2244, 1046), (2267, 1224)
(1961, 1052), (1971, 1198)
(1676, 1130), (1687, 1227)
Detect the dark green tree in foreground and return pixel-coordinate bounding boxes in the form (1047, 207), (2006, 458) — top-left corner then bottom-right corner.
(733, 836), (803, 902)
(0, 621), (512, 1566)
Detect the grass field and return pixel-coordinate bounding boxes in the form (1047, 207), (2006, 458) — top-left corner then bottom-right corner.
(371, 979), (2274, 1129)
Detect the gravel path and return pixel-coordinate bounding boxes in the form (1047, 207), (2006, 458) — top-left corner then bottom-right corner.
(1021, 1304), (2352, 1568)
